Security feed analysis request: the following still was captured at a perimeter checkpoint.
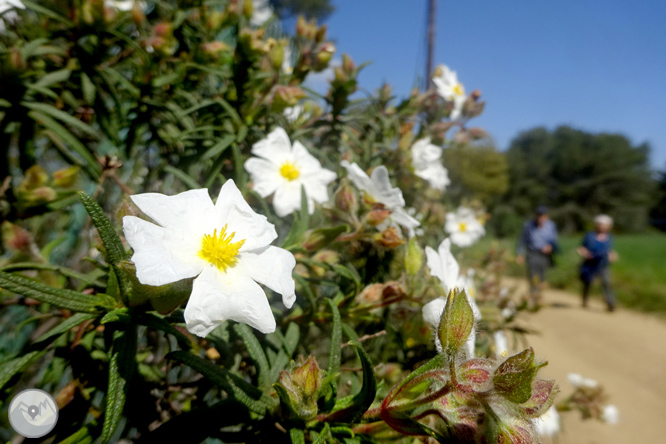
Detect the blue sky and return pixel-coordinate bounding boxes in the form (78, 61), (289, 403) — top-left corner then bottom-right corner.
(309, 0), (666, 168)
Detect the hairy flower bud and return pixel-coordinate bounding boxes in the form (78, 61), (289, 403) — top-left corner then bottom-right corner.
(404, 236), (423, 276)
(276, 355), (323, 420)
(365, 208), (391, 227)
(334, 179), (358, 213)
(53, 166), (80, 188)
(374, 226), (404, 248)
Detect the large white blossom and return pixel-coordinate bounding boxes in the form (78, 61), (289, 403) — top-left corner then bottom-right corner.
(340, 160), (419, 232)
(601, 404), (619, 424)
(432, 64), (466, 120)
(411, 138), (450, 191)
(123, 181), (296, 337)
(533, 406), (561, 437)
(245, 128), (336, 217)
(0, 0), (24, 32)
(423, 239), (481, 358)
(445, 207), (485, 247)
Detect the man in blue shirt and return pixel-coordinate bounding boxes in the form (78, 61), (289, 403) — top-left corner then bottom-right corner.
(516, 206), (558, 301)
(578, 214), (617, 311)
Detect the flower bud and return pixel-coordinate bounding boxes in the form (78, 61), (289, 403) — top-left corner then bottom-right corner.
(437, 289), (475, 360)
(132, 2), (145, 25)
(271, 85), (306, 110)
(201, 41), (230, 57)
(314, 24), (327, 43)
(404, 236), (423, 276)
(207, 11), (224, 30)
(493, 348), (545, 403)
(302, 225), (348, 252)
(295, 16), (308, 37)
(1, 221), (33, 253)
(374, 226), (404, 248)
(18, 165), (48, 191)
(53, 166), (80, 188)
(365, 208), (391, 226)
(342, 54), (355, 73)
(276, 355), (323, 420)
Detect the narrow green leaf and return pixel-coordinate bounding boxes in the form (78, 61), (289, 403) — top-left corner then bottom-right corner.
(282, 187), (309, 248)
(233, 323), (271, 388)
(101, 308), (131, 325)
(164, 165), (201, 189)
(167, 350), (276, 415)
(283, 322), (300, 356)
(101, 326), (137, 443)
(327, 341), (377, 422)
(0, 351), (45, 390)
(0, 270), (112, 313)
(326, 299), (342, 377)
(35, 312), (97, 344)
(57, 426), (93, 444)
(23, 102), (97, 137)
(290, 428), (305, 444)
(230, 143), (246, 189)
(199, 134), (235, 161)
(21, 1), (72, 24)
(79, 192), (128, 264)
(28, 69), (71, 90)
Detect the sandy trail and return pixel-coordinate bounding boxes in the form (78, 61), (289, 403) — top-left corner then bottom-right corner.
(506, 280), (666, 443)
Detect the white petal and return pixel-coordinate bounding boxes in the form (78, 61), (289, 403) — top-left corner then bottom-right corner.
(215, 179), (277, 250)
(245, 157), (282, 197)
(435, 238), (460, 293)
(292, 141), (324, 172)
(464, 326), (476, 358)
(185, 266), (276, 336)
(123, 216), (204, 286)
(272, 181), (303, 216)
(238, 246), (296, 308)
(494, 331), (509, 356)
(130, 189), (214, 230)
(390, 207), (421, 230)
(341, 161), (374, 194)
(369, 166), (405, 209)
(422, 296), (446, 327)
(251, 127), (293, 163)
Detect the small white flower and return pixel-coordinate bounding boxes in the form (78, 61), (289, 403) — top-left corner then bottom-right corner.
(568, 373), (599, 389)
(432, 64), (466, 120)
(534, 406), (561, 437)
(282, 44), (294, 74)
(105, 0), (143, 11)
(340, 160), (419, 232)
(251, 0), (273, 26)
(425, 238), (459, 294)
(283, 104), (303, 122)
(445, 207), (485, 247)
(601, 404), (619, 424)
(123, 181), (296, 337)
(501, 307), (515, 319)
(0, 0), (24, 32)
(411, 138), (450, 191)
(245, 128), (336, 217)
(493, 330), (509, 356)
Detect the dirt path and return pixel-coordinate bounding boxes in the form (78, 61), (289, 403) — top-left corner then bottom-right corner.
(506, 280), (666, 443)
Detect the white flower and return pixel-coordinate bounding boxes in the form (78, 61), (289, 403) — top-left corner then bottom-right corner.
(533, 406), (561, 437)
(493, 330), (509, 356)
(282, 45), (294, 74)
(601, 404), (619, 424)
(567, 373), (599, 389)
(445, 207), (485, 247)
(432, 64), (466, 120)
(251, 0), (273, 26)
(283, 104), (303, 122)
(501, 307), (515, 319)
(245, 128), (336, 217)
(105, 0), (142, 11)
(340, 160), (419, 232)
(0, 0), (24, 32)
(411, 138), (450, 191)
(123, 181), (296, 337)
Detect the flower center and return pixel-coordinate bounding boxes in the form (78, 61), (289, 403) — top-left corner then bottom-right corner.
(452, 83), (464, 97)
(280, 162), (300, 181)
(458, 222), (468, 232)
(199, 225), (245, 271)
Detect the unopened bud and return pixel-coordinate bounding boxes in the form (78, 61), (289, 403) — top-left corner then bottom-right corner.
(1, 222), (33, 253)
(53, 166), (80, 188)
(342, 54), (355, 73)
(271, 85), (306, 110)
(201, 41), (230, 57)
(314, 24), (327, 43)
(303, 225), (348, 252)
(207, 11), (224, 30)
(374, 226), (404, 248)
(276, 355), (323, 420)
(404, 236), (423, 276)
(365, 208), (391, 227)
(132, 2), (145, 24)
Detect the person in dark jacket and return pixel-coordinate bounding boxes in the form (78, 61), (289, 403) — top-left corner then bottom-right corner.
(577, 214), (618, 311)
(516, 206), (559, 301)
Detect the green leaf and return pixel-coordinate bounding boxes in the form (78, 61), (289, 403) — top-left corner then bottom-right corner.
(101, 308), (131, 325)
(290, 428), (305, 444)
(0, 270), (112, 313)
(29, 110), (102, 178)
(200, 134), (235, 161)
(327, 341), (377, 422)
(164, 165), (201, 189)
(79, 192), (128, 265)
(437, 290), (475, 359)
(23, 102), (97, 138)
(302, 225), (348, 252)
(56, 427), (93, 444)
(21, 1), (73, 24)
(81, 73), (96, 104)
(493, 347), (544, 404)
(326, 299), (342, 377)
(138, 313), (192, 350)
(0, 351), (45, 390)
(101, 326), (137, 443)
(167, 350), (277, 415)
(27, 69), (71, 90)
(282, 186), (310, 248)
(233, 323), (270, 387)
(35, 312), (97, 344)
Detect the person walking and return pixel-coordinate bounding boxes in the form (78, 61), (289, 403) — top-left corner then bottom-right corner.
(516, 206), (558, 301)
(578, 214), (618, 311)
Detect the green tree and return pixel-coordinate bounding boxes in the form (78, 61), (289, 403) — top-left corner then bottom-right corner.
(495, 126), (655, 234)
(270, 0), (334, 20)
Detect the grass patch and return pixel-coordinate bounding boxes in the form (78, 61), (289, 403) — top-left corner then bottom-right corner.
(460, 233), (666, 314)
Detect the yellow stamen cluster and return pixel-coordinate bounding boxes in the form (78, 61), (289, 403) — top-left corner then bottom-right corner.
(199, 225), (245, 271)
(280, 162), (300, 181)
(452, 83), (464, 97)
(458, 222), (468, 232)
